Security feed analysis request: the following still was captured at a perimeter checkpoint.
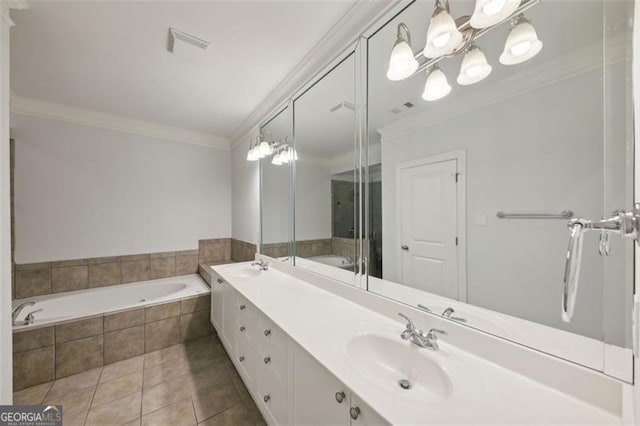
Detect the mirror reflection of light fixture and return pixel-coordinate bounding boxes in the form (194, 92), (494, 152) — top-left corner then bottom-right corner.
(271, 149), (283, 165)
(423, 0), (464, 59)
(499, 14), (542, 65)
(387, 23), (419, 81)
(470, 0), (522, 29)
(457, 45), (492, 85)
(422, 66), (451, 101)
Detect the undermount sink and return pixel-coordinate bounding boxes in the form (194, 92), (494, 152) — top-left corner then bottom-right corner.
(347, 334), (452, 402)
(226, 267), (262, 279)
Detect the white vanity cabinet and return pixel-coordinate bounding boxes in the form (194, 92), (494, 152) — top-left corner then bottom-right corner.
(292, 344), (387, 426)
(213, 275), (388, 426)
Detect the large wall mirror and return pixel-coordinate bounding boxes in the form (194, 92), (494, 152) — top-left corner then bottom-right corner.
(260, 107), (292, 258)
(291, 53), (359, 284)
(366, 0), (634, 378)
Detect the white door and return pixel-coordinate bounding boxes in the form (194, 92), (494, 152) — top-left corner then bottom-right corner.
(399, 158), (458, 299)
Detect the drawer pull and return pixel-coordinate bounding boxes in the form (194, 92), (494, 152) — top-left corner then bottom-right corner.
(240, 326), (245, 332)
(239, 356), (245, 362)
(263, 394), (271, 403)
(335, 391), (345, 403)
(264, 329), (271, 336)
(263, 356), (271, 364)
(350, 406), (361, 420)
(216, 278), (223, 284)
(239, 304), (246, 310)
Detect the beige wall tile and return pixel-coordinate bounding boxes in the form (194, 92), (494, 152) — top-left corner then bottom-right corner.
(145, 302), (180, 323)
(121, 253), (151, 262)
(55, 335), (104, 379)
(55, 316), (103, 344)
(15, 262), (51, 271)
(149, 251), (175, 258)
(180, 295), (210, 314)
(197, 265), (212, 285)
(13, 346), (55, 390)
(175, 249), (198, 256)
(88, 262), (121, 288)
(15, 268), (51, 298)
(145, 317), (180, 352)
(50, 259), (88, 268)
(88, 256), (122, 265)
(203, 242), (225, 263)
(121, 259), (150, 284)
(150, 256), (176, 279)
(175, 254), (198, 275)
(180, 311), (211, 342)
(104, 326), (144, 364)
(13, 327), (54, 353)
(51, 265), (88, 293)
(104, 309), (143, 332)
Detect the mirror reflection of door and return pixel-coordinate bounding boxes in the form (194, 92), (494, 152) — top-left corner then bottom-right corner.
(398, 155), (462, 300)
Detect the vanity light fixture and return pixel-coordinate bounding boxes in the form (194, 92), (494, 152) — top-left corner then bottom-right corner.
(470, 0), (522, 29)
(499, 14), (543, 65)
(457, 45), (492, 85)
(246, 137), (259, 161)
(271, 149), (283, 165)
(387, 24), (420, 81)
(423, 0), (464, 58)
(422, 66), (451, 101)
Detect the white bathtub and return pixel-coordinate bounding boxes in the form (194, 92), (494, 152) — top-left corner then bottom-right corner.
(12, 274), (210, 330)
(307, 255), (355, 270)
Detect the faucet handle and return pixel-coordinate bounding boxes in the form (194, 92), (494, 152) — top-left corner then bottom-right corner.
(427, 328), (447, 339)
(25, 309), (43, 323)
(398, 313), (415, 330)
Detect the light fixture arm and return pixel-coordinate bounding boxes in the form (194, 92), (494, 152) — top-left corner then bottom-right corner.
(396, 23), (412, 45)
(412, 0), (539, 74)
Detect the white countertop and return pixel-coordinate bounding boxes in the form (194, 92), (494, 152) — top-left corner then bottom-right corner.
(213, 262), (621, 425)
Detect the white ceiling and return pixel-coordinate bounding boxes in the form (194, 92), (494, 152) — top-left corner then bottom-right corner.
(10, 0), (358, 139)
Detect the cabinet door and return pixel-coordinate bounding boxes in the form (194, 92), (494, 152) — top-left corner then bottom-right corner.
(349, 394), (389, 426)
(293, 344), (349, 425)
(221, 283), (237, 353)
(210, 273), (224, 333)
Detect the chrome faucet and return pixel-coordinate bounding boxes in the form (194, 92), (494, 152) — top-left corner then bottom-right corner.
(12, 301), (35, 325)
(398, 313), (446, 350)
(251, 259), (269, 271)
(442, 307), (467, 323)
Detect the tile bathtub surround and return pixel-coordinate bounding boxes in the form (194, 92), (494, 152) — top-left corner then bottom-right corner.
(12, 295), (212, 390)
(199, 238), (232, 264)
(231, 239), (257, 262)
(15, 248), (203, 298)
(13, 336), (266, 426)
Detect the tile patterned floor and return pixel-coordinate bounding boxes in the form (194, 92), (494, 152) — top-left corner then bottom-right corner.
(13, 335), (266, 426)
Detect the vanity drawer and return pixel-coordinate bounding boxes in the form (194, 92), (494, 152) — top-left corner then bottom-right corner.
(257, 344), (287, 389)
(258, 315), (288, 358)
(257, 365), (287, 425)
(235, 331), (254, 385)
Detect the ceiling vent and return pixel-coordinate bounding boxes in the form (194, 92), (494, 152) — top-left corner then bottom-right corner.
(167, 28), (210, 63)
(329, 101), (355, 117)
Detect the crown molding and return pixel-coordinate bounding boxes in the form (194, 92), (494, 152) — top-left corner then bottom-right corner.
(0, 1), (13, 27)
(377, 36), (629, 140)
(8, 0), (27, 10)
(11, 93), (231, 150)
(229, 0), (398, 146)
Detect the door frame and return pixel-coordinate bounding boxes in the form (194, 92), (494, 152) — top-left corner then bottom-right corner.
(395, 149), (467, 302)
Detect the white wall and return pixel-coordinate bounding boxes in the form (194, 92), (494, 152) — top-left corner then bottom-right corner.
(12, 114), (232, 263)
(231, 132), (260, 244)
(379, 68), (630, 344)
(0, 0), (13, 403)
(295, 159), (332, 241)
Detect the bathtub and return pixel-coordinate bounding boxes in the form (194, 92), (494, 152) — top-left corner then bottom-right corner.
(12, 274), (210, 330)
(307, 255), (355, 270)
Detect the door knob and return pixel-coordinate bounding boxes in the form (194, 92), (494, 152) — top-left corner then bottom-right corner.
(239, 356), (245, 362)
(263, 394), (271, 403)
(263, 356), (271, 364)
(216, 278), (223, 284)
(264, 329), (271, 336)
(239, 326), (245, 332)
(401, 245), (409, 251)
(239, 304), (246, 310)
(335, 391), (345, 403)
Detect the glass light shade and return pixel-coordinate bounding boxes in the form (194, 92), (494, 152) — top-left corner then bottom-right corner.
(457, 46), (492, 85)
(423, 8), (464, 58)
(499, 19), (543, 65)
(470, 0), (521, 29)
(246, 146), (258, 161)
(258, 141), (273, 156)
(422, 67), (451, 101)
(386, 39), (419, 81)
(271, 152), (283, 165)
